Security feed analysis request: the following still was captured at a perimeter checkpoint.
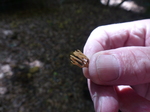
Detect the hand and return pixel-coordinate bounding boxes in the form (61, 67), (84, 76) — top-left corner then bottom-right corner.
(83, 19), (150, 112)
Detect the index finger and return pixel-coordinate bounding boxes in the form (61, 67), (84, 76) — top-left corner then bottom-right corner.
(83, 19), (150, 59)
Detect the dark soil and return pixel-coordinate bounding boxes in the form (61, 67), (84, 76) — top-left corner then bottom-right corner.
(0, 1), (149, 112)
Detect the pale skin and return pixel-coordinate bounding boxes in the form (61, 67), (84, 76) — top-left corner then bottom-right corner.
(83, 19), (150, 112)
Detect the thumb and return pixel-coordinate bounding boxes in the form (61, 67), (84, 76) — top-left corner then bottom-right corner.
(86, 47), (150, 85)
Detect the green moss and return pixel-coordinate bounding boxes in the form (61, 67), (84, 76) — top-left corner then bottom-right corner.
(29, 67), (39, 73)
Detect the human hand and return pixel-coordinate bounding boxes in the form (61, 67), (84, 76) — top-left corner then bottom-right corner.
(83, 19), (150, 112)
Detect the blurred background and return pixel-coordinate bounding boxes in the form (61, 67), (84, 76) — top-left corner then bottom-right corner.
(0, 0), (150, 112)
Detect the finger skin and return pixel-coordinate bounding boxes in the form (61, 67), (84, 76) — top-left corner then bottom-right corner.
(88, 47), (150, 85)
(83, 19), (150, 79)
(116, 85), (150, 112)
(83, 19), (150, 85)
(83, 19), (150, 59)
(83, 19), (150, 112)
(88, 79), (119, 112)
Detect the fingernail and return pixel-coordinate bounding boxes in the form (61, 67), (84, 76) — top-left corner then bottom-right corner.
(96, 55), (119, 82)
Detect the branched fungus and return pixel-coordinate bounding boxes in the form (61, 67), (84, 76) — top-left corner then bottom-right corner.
(70, 50), (89, 68)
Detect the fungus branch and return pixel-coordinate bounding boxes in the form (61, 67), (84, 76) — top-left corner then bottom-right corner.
(70, 50), (89, 68)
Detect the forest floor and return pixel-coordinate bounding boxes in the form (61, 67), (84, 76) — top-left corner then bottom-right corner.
(0, 1), (149, 112)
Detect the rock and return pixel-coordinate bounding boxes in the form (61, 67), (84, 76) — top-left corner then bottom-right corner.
(0, 73), (4, 79)
(29, 60), (43, 68)
(2, 29), (18, 39)
(0, 87), (7, 95)
(1, 64), (13, 77)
